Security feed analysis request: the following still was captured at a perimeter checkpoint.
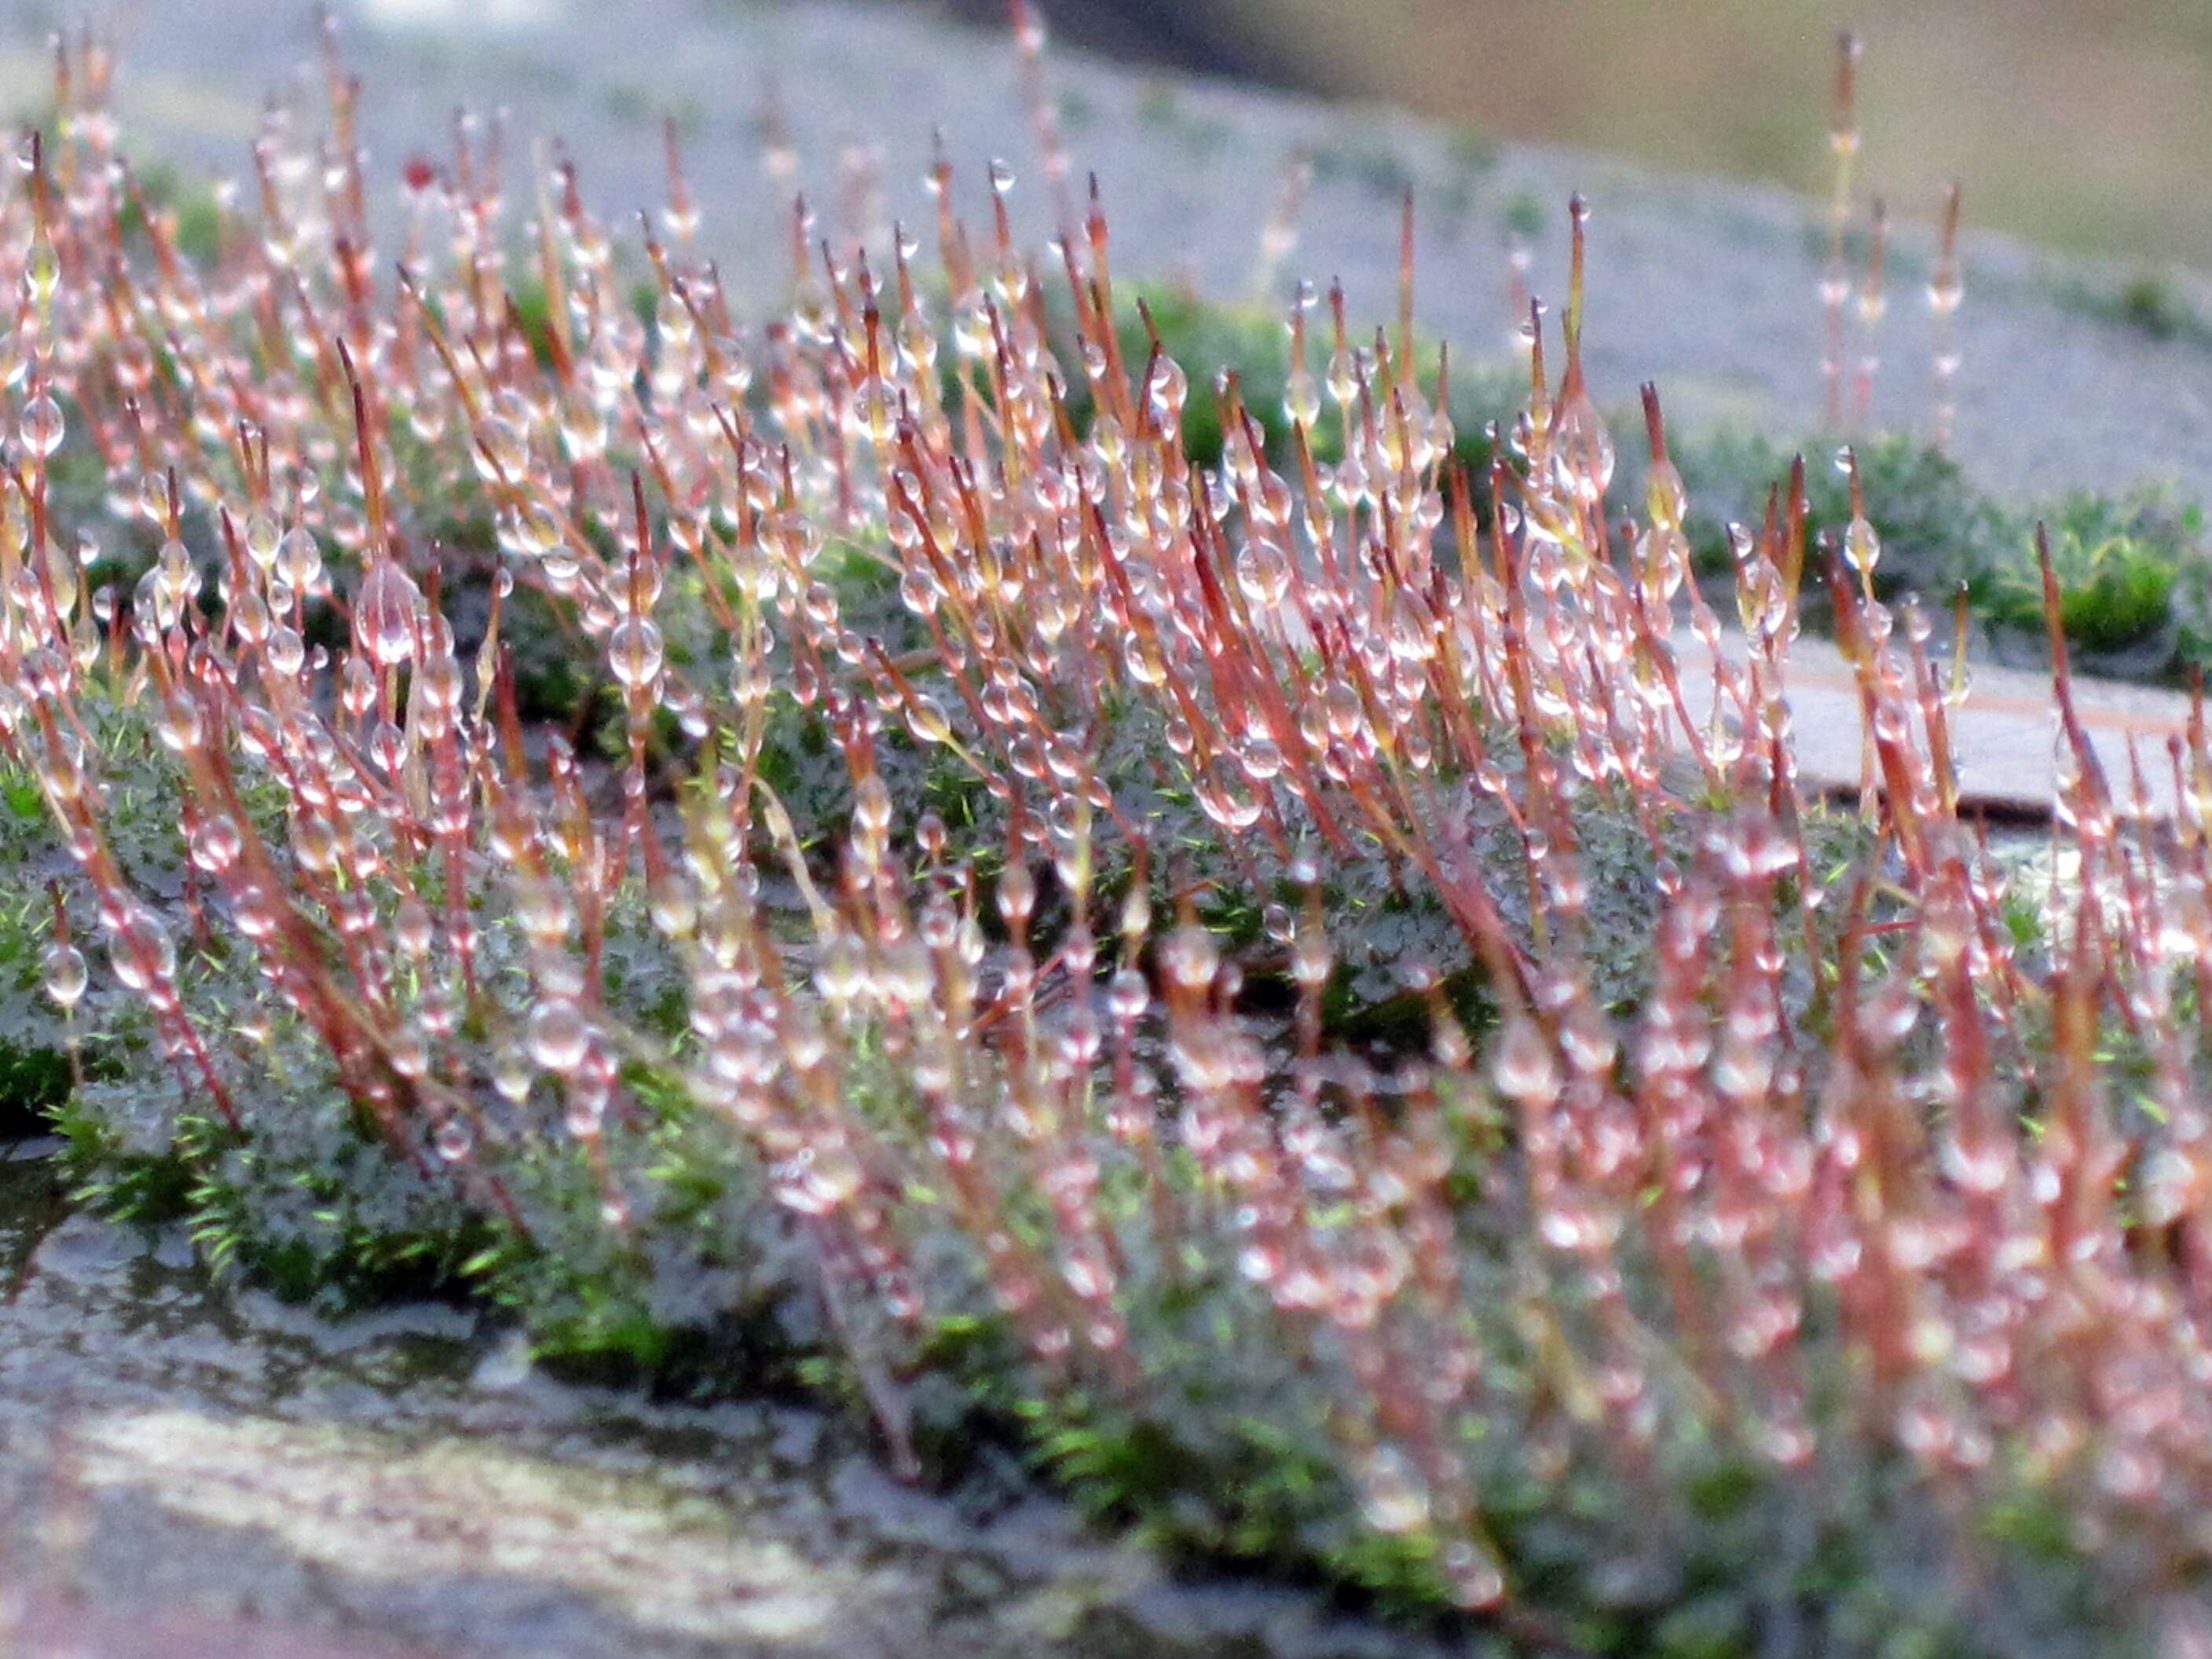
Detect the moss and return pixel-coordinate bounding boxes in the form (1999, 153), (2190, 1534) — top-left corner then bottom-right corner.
(507, 277), (562, 372)
(1978, 492), (2188, 656)
(1446, 126), (1500, 177)
(0, 1041), (75, 1135)
(1668, 428), (2010, 599)
(1503, 192), (1546, 241)
(1129, 83), (1233, 158)
(1656, 426), (2212, 672)
(51, 1100), (198, 1224)
(500, 581), (601, 724)
(12, 96), (2196, 1652)
(25, 712), (2131, 1646)
(1112, 289), (1291, 468)
(0, 693), (240, 1125)
(2056, 271), (2212, 347)
(464, 1079), (820, 1395)
(1032, 1399), (1364, 1585)
(120, 163), (224, 266)
(181, 1102), (493, 1309)
(1324, 961), (1489, 1046)
(45, 444), (131, 545)
(601, 82), (704, 139)
(1090, 285), (1516, 482)
(172, 187), (224, 265)
(1057, 86), (1097, 132)
(1310, 140), (1417, 200)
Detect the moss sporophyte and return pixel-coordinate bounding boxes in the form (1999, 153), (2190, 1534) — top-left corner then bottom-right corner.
(0, 13), (2208, 1656)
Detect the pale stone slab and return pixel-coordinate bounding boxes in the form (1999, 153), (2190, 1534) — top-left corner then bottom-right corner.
(1677, 629), (2193, 817)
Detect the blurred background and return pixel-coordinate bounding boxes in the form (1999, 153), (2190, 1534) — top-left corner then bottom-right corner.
(931, 0), (2212, 269)
(0, 0), (2199, 490)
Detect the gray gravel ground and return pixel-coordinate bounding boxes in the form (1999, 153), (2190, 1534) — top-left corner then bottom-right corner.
(13, 0), (2207, 503)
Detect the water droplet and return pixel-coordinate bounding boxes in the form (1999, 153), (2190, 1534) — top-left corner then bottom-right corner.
(606, 614), (664, 689)
(356, 560), (421, 667)
(41, 940), (86, 1010)
(190, 815), (243, 873)
(526, 998), (591, 1073)
(20, 393), (63, 457)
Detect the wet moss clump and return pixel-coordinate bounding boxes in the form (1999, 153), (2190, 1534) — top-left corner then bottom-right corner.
(1044, 284), (1521, 485)
(1666, 430), (2008, 602)
(1979, 489), (2205, 667)
(13, 23), (2212, 1650)
(1657, 425), (2210, 677)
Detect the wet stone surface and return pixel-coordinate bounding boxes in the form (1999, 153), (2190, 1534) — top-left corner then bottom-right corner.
(0, 1141), (1479, 1659)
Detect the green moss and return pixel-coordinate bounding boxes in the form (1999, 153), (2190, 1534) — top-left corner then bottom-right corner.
(1095, 285), (1516, 480)
(507, 277), (562, 372)
(1446, 126), (1499, 176)
(500, 580), (599, 723)
(1129, 83), (1233, 157)
(172, 189), (224, 265)
(1657, 425), (2212, 675)
(1311, 140), (1417, 200)
(601, 82), (704, 139)
(1668, 428), (2010, 599)
(51, 1100), (197, 1224)
(0, 1041), (75, 1134)
(0, 241), (2148, 1658)
(1979, 492), (2189, 656)
(0, 693), (245, 1126)
(2056, 271), (2212, 347)
(1057, 86), (1097, 132)
(119, 163), (227, 266)
(28, 773), (2122, 1646)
